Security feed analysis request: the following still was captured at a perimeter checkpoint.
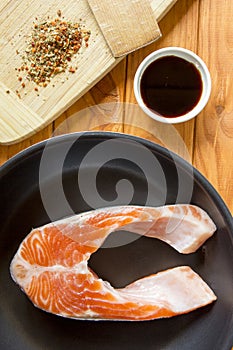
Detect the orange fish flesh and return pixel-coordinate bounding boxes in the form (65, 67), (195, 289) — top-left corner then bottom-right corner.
(10, 205), (217, 321)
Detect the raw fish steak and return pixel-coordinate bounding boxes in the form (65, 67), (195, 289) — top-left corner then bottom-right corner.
(10, 205), (217, 321)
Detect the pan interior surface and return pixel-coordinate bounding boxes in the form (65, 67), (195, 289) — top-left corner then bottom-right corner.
(0, 132), (232, 350)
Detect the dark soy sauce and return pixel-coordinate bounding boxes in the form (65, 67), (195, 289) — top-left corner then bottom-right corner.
(140, 55), (203, 118)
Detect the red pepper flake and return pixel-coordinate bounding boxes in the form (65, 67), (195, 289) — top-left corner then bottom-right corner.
(69, 67), (76, 73)
(21, 82), (25, 88)
(34, 87), (38, 92)
(18, 76), (22, 82)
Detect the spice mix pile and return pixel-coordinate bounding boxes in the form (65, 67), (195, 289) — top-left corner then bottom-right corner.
(17, 11), (90, 89)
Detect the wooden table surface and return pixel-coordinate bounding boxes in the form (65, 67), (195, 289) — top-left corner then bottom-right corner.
(0, 0), (232, 214)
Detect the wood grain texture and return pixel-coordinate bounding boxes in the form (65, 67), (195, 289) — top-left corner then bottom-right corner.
(0, 0), (116, 144)
(193, 0), (233, 211)
(53, 60), (127, 136)
(123, 0), (199, 160)
(0, 0), (174, 144)
(151, 0), (178, 21)
(87, 0), (161, 57)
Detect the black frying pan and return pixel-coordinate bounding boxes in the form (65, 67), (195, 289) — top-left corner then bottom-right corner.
(0, 132), (232, 350)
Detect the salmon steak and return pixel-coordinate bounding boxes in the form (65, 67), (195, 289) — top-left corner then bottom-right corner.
(10, 204), (217, 321)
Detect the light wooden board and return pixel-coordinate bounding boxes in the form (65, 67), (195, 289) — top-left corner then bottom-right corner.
(0, 0), (177, 145)
(87, 0), (161, 57)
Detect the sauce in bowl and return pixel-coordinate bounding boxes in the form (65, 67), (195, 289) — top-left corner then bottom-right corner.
(140, 55), (203, 118)
(134, 47), (211, 124)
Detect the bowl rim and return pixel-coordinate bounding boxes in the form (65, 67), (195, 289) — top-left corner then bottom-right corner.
(133, 46), (212, 124)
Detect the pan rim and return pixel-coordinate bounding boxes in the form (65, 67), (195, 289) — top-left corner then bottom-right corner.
(0, 131), (232, 231)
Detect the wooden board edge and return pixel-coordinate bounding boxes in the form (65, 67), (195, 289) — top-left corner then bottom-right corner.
(151, 0), (178, 21)
(0, 0), (178, 145)
(0, 81), (46, 144)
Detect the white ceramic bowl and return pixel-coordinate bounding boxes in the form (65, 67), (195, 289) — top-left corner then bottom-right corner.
(134, 47), (211, 124)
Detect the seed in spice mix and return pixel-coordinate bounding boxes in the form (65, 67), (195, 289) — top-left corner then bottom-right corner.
(17, 11), (90, 90)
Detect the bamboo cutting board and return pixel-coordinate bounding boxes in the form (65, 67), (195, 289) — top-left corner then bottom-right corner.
(0, 0), (177, 144)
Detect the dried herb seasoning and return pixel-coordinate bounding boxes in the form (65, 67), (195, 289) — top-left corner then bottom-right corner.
(18, 12), (90, 87)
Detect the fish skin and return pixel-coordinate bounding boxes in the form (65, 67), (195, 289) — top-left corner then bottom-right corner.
(10, 205), (217, 321)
